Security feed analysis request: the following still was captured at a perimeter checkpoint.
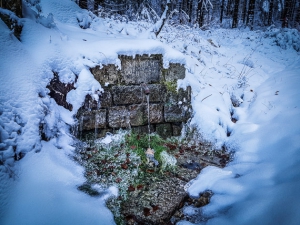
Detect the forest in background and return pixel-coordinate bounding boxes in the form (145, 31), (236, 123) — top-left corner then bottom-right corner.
(1, 0), (300, 31)
(76, 0), (300, 30)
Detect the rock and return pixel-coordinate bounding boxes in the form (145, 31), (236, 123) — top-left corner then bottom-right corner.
(156, 124), (172, 138)
(119, 54), (162, 84)
(112, 85), (143, 105)
(131, 125), (155, 134)
(81, 109), (107, 130)
(162, 63), (185, 82)
(181, 162), (202, 171)
(47, 72), (75, 111)
(194, 191), (213, 207)
(164, 104), (187, 123)
(108, 106), (130, 128)
(129, 104), (164, 126)
(121, 176), (187, 224)
(112, 84), (165, 105)
(90, 64), (119, 85)
(172, 123), (182, 136)
(79, 91), (112, 112)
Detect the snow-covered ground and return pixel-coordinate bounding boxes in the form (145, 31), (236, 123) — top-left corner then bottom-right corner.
(1, 0), (300, 224)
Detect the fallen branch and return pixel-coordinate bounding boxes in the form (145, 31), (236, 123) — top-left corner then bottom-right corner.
(201, 94), (212, 102)
(154, 0), (171, 37)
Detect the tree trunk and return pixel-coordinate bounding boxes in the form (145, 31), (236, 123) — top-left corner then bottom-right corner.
(268, 0), (274, 25)
(220, 0), (225, 23)
(296, 0), (300, 26)
(177, 0), (183, 23)
(282, 0), (292, 27)
(226, 0), (233, 16)
(242, 0), (248, 23)
(246, 0), (255, 29)
(197, 0), (204, 27)
(232, 0), (240, 28)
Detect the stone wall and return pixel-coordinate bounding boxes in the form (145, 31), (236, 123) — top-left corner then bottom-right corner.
(78, 54), (192, 139)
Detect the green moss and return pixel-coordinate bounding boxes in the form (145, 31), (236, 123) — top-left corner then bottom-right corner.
(125, 133), (166, 165)
(163, 80), (177, 93)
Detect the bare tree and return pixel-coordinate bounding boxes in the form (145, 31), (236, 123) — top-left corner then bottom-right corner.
(154, 0), (171, 37)
(232, 0), (240, 28)
(246, 0), (255, 29)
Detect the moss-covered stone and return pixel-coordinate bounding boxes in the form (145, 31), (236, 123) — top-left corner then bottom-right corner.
(156, 123), (172, 138)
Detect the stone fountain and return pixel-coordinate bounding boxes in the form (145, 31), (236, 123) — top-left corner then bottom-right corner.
(77, 54), (192, 140)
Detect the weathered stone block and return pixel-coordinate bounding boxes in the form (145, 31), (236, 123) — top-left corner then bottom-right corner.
(90, 64), (119, 85)
(112, 84), (165, 105)
(100, 90), (112, 108)
(178, 86), (191, 103)
(131, 125), (155, 134)
(156, 123), (173, 139)
(80, 91), (112, 110)
(129, 104), (147, 126)
(162, 63), (185, 82)
(108, 106), (130, 128)
(148, 84), (166, 102)
(82, 128), (112, 139)
(149, 104), (164, 123)
(172, 123), (182, 136)
(112, 86), (143, 105)
(120, 55), (161, 84)
(164, 104), (187, 123)
(129, 104), (163, 126)
(81, 109), (107, 130)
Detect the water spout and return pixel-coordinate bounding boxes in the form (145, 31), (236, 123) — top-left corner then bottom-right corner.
(141, 82), (150, 95)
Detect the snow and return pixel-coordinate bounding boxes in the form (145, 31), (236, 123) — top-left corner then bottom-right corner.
(1, 0), (300, 224)
(182, 34), (300, 224)
(2, 141), (115, 225)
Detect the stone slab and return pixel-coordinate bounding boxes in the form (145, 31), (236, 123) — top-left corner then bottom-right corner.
(112, 84), (165, 105)
(162, 63), (185, 82)
(131, 125), (155, 134)
(108, 106), (130, 128)
(81, 109), (107, 130)
(172, 123), (182, 136)
(90, 64), (119, 85)
(164, 104), (187, 123)
(120, 55), (161, 84)
(129, 104), (164, 126)
(156, 123), (172, 139)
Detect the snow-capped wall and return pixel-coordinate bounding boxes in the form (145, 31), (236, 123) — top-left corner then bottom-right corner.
(75, 54), (192, 139)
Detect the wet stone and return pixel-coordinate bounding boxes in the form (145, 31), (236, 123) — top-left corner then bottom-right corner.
(81, 91), (112, 110)
(81, 109), (107, 130)
(100, 90), (112, 108)
(108, 106), (130, 128)
(129, 104), (164, 126)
